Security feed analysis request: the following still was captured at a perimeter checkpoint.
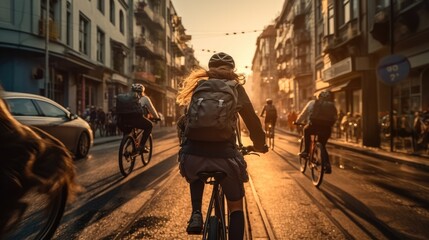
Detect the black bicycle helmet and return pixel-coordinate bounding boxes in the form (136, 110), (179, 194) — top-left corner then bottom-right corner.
(318, 90), (333, 101)
(131, 83), (144, 93)
(208, 52), (235, 69)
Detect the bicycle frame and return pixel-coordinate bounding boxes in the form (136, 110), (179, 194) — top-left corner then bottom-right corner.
(297, 126), (327, 187)
(118, 127), (153, 177)
(200, 172), (227, 240)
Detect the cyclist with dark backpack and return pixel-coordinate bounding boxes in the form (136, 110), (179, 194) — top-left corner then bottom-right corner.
(260, 98), (278, 134)
(115, 84), (155, 154)
(176, 52), (268, 239)
(295, 90), (337, 173)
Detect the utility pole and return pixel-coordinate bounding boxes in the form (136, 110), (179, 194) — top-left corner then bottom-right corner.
(389, 0), (394, 152)
(44, 0), (50, 98)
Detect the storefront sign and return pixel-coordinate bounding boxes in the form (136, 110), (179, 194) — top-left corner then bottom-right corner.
(322, 57), (352, 81)
(377, 54), (410, 85)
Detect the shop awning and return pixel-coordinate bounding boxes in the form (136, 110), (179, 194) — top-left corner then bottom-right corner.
(330, 80), (351, 92)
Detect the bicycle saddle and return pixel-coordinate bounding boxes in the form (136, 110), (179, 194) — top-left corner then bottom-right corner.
(197, 171), (227, 181)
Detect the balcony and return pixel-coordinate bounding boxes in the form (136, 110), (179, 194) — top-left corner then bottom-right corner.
(134, 71), (156, 82)
(292, 3), (308, 24)
(294, 63), (311, 77)
(135, 2), (165, 30)
(322, 35), (339, 53)
(293, 30), (311, 44)
(295, 47), (308, 58)
(135, 36), (154, 53)
(38, 19), (59, 41)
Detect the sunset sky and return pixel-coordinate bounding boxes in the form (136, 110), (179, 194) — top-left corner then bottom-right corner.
(172, 0), (285, 75)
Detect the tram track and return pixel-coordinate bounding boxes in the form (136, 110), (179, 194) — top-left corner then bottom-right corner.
(271, 133), (400, 239)
(271, 142), (356, 239)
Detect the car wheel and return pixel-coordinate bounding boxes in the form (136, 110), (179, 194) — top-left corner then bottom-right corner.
(75, 132), (90, 158)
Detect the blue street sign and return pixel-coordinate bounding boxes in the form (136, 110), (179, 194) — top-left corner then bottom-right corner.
(377, 54), (410, 85)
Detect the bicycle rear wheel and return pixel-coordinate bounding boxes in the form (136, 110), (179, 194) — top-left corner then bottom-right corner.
(206, 216), (220, 240)
(310, 142), (325, 187)
(118, 136), (136, 177)
(299, 137), (307, 173)
(2, 185), (67, 240)
(140, 134), (153, 166)
(268, 127), (274, 150)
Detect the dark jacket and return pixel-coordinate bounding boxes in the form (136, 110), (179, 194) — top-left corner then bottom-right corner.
(180, 84), (265, 158)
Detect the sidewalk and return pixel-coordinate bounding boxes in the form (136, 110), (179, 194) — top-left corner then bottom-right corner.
(92, 126), (176, 146)
(92, 126), (429, 169)
(277, 128), (429, 170)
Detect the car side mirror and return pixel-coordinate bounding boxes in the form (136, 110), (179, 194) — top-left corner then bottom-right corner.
(69, 113), (78, 120)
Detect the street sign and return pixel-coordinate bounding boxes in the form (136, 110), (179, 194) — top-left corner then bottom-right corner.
(377, 54), (410, 85)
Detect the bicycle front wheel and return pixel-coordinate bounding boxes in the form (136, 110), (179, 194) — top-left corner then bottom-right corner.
(310, 142), (325, 187)
(140, 134), (153, 166)
(299, 137), (307, 173)
(2, 185), (67, 240)
(119, 136), (136, 177)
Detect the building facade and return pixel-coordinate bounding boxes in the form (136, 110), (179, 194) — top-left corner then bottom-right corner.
(255, 0), (428, 154)
(0, 0), (131, 116)
(0, 0), (197, 125)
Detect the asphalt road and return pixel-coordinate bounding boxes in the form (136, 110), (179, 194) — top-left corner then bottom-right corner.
(52, 128), (429, 239)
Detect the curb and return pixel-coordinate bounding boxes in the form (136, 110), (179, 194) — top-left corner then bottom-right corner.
(277, 128), (429, 170)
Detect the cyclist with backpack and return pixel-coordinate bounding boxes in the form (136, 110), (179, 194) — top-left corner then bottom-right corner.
(138, 84), (160, 120)
(295, 90), (337, 173)
(116, 83), (156, 154)
(176, 52), (268, 239)
(260, 98), (278, 134)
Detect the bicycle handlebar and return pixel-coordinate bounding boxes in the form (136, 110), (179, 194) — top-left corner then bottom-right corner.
(150, 117), (161, 123)
(239, 145), (261, 156)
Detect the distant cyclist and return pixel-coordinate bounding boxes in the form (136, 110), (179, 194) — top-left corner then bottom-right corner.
(116, 83), (158, 154)
(295, 90), (337, 173)
(138, 84), (160, 120)
(260, 98), (278, 133)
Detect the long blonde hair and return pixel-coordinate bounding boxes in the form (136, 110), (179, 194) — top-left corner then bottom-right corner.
(176, 66), (245, 106)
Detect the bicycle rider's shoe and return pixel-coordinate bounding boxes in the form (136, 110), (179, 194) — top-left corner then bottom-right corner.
(298, 151), (308, 158)
(324, 162), (332, 174)
(186, 210), (203, 235)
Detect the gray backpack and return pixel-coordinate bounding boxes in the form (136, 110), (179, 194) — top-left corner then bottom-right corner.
(310, 99), (337, 127)
(185, 79), (240, 142)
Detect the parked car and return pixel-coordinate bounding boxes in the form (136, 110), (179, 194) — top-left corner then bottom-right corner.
(2, 91), (93, 159)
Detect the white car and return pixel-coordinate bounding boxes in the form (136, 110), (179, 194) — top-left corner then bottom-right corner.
(2, 91), (93, 159)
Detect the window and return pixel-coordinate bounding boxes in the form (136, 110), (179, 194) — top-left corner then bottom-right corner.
(119, 10), (124, 34)
(328, 5), (335, 35)
(112, 47), (125, 73)
(97, 0), (104, 14)
(66, 1), (72, 46)
(96, 28), (105, 63)
(0, 0), (12, 23)
(6, 99), (39, 116)
(110, 0), (115, 24)
(79, 14), (89, 55)
(37, 101), (67, 118)
(316, 0), (322, 21)
(340, 0), (358, 25)
(316, 33), (323, 56)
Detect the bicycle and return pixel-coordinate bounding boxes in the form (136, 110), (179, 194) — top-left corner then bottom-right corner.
(1, 185), (68, 240)
(0, 127), (75, 240)
(265, 123), (275, 150)
(118, 126), (153, 177)
(199, 146), (258, 240)
(294, 122), (328, 187)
